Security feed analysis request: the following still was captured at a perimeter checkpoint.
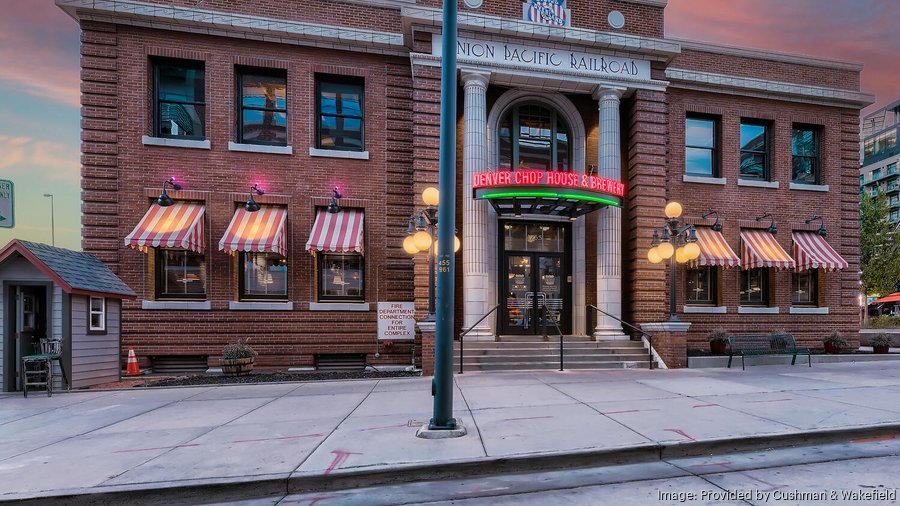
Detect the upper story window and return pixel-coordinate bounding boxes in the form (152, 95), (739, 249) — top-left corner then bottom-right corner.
(860, 175), (865, 186)
(792, 125), (821, 184)
(888, 162), (898, 176)
(156, 249), (206, 300)
(153, 59), (205, 139)
(316, 75), (364, 151)
(499, 103), (572, 172)
(739, 120), (769, 180)
(685, 115), (718, 177)
(237, 68), (287, 146)
(873, 168), (882, 180)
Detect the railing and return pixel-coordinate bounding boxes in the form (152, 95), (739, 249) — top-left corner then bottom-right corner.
(587, 305), (655, 370)
(539, 303), (566, 371)
(458, 304), (500, 374)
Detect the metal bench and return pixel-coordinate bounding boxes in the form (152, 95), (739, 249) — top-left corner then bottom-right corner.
(727, 333), (811, 370)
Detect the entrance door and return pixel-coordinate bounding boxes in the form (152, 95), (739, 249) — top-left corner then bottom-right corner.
(500, 222), (571, 334)
(4, 285), (47, 391)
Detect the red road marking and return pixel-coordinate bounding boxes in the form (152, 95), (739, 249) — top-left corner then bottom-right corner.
(664, 428), (696, 442)
(230, 433), (323, 443)
(280, 495), (340, 504)
(851, 434), (899, 443)
(747, 398), (793, 403)
(692, 404), (717, 408)
(359, 423), (408, 432)
(500, 415), (555, 422)
(324, 449), (362, 475)
(113, 444), (200, 453)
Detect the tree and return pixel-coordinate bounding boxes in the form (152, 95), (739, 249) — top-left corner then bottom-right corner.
(860, 193), (900, 297)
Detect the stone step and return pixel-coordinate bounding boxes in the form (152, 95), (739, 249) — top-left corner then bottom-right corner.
(457, 355), (652, 365)
(456, 343), (645, 351)
(457, 350), (651, 359)
(458, 361), (651, 371)
(494, 335), (595, 342)
(456, 341), (646, 349)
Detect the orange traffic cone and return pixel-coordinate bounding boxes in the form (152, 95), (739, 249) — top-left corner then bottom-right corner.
(126, 348), (140, 376)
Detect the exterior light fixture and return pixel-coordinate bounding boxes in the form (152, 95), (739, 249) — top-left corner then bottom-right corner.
(157, 177), (181, 207)
(664, 201), (683, 219)
(648, 201), (700, 321)
(246, 183), (264, 212)
(327, 187), (342, 214)
(422, 186), (440, 206)
(805, 215), (827, 236)
(756, 212), (777, 234)
(702, 209), (722, 232)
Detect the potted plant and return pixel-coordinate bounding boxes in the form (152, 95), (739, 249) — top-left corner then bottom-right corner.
(221, 338), (257, 375)
(706, 329), (729, 355)
(871, 333), (893, 354)
(823, 331), (847, 354)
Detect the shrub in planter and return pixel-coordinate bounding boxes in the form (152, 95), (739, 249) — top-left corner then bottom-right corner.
(706, 329), (729, 355)
(222, 338), (258, 375)
(823, 331), (847, 354)
(871, 333), (893, 354)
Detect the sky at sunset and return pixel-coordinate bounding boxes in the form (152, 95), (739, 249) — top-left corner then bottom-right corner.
(0, 0), (897, 251)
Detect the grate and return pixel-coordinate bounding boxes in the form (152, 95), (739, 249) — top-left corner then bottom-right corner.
(315, 353), (366, 371)
(150, 355), (208, 374)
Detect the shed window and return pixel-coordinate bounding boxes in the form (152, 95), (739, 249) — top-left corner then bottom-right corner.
(89, 296), (106, 331)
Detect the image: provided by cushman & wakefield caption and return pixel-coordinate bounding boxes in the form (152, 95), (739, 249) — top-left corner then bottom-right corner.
(659, 489), (897, 503)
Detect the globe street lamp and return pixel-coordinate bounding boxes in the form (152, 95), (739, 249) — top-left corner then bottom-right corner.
(646, 201), (700, 322)
(403, 187), (460, 321)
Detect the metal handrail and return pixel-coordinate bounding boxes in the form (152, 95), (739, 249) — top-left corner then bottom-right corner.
(587, 305), (655, 370)
(458, 304), (500, 374)
(540, 303), (565, 371)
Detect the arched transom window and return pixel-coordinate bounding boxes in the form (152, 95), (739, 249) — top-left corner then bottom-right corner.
(498, 102), (572, 172)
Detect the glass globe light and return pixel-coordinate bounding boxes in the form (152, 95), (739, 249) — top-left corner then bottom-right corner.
(656, 241), (674, 259)
(454, 235), (461, 252)
(422, 187), (440, 206)
(683, 242), (701, 260)
(675, 246), (688, 264)
(647, 247), (663, 264)
(664, 201), (683, 219)
(403, 236), (419, 255)
(413, 230), (432, 251)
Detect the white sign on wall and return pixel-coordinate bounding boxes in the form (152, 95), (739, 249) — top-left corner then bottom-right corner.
(377, 302), (416, 341)
(0, 180), (13, 229)
(433, 35), (651, 81)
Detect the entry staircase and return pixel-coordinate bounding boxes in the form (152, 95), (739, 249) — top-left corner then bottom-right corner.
(453, 335), (654, 372)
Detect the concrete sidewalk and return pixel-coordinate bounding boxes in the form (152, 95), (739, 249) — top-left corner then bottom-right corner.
(3, 362), (900, 504)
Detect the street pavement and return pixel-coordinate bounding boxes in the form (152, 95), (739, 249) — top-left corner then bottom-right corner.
(3, 362), (900, 504)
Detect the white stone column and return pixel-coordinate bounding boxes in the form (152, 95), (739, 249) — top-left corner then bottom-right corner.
(594, 88), (627, 339)
(461, 71), (493, 340)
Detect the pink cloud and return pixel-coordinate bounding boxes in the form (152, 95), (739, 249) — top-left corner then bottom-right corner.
(0, 134), (79, 180)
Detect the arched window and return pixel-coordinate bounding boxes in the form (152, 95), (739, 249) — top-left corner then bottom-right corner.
(498, 102), (572, 172)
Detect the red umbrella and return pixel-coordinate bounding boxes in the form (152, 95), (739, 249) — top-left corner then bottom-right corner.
(872, 292), (900, 304)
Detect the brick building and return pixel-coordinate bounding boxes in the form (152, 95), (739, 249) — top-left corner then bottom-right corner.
(57, 0), (873, 372)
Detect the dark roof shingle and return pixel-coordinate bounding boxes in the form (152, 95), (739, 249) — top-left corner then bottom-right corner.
(12, 241), (136, 297)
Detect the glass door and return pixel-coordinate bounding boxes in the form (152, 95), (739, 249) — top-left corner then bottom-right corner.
(503, 255), (533, 334)
(537, 255), (565, 332)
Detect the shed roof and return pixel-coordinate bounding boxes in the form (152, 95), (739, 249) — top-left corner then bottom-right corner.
(0, 240), (136, 298)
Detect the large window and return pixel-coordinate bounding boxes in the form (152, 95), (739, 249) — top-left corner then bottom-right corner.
(499, 103), (572, 172)
(316, 76), (364, 151)
(740, 121), (769, 180)
(156, 249), (206, 299)
(792, 126), (820, 184)
(240, 253), (288, 300)
(89, 296), (106, 333)
(237, 68), (287, 145)
(153, 59), (205, 139)
(685, 115), (718, 177)
(791, 269), (819, 307)
(318, 253), (364, 301)
(740, 268), (769, 306)
(685, 266), (717, 306)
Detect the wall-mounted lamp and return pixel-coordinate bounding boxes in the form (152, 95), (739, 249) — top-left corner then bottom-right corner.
(246, 184), (265, 213)
(327, 187), (342, 214)
(702, 209), (722, 232)
(755, 212), (777, 234)
(805, 215), (827, 236)
(157, 177), (182, 207)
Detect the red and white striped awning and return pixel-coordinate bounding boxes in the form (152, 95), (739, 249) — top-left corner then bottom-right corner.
(305, 209), (364, 254)
(740, 229), (795, 270)
(792, 231), (848, 272)
(219, 206), (288, 257)
(692, 227), (740, 268)
(125, 202), (205, 254)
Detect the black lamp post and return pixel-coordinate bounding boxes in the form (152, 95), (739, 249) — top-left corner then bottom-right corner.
(647, 201), (700, 322)
(403, 187), (458, 321)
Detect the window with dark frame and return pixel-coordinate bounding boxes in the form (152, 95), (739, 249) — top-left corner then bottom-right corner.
(89, 296), (106, 332)
(155, 249), (207, 299)
(791, 269), (819, 307)
(317, 253), (364, 302)
(153, 59), (206, 139)
(237, 68), (287, 145)
(685, 266), (717, 306)
(498, 102), (572, 172)
(240, 252), (288, 300)
(316, 75), (364, 151)
(792, 125), (821, 184)
(739, 120), (769, 180)
(685, 115), (718, 177)
(740, 267), (769, 306)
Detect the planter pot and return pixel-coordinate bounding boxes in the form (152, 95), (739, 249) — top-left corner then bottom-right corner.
(873, 345), (891, 354)
(709, 340), (728, 355)
(221, 357), (255, 375)
(824, 342), (840, 354)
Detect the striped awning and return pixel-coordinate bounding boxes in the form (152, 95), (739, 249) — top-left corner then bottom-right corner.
(792, 231), (848, 272)
(305, 209), (364, 254)
(219, 206), (288, 257)
(692, 227), (740, 268)
(740, 229), (795, 270)
(125, 202), (205, 254)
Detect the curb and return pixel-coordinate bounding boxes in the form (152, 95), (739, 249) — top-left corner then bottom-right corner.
(3, 423), (900, 505)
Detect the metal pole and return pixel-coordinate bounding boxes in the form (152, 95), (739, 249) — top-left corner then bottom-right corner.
(669, 240), (678, 322)
(43, 194), (55, 246)
(430, 0), (458, 431)
(428, 222), (436, 319)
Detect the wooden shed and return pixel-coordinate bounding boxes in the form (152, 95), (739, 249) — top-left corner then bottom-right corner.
(0, 240), (135, 391)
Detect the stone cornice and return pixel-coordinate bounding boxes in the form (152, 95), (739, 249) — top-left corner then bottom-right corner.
(55, 0), (406, 57)
(402, 6), (681, 63)
(669, 37), (864, 72)
(666, 68), (875, 109)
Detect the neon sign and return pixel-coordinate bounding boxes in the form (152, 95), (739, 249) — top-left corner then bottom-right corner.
(472, 170), (625, 198)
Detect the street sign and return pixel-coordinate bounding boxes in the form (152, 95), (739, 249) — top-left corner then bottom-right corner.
(377, 302), (416, 340)
(0, 180), (12, 229)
